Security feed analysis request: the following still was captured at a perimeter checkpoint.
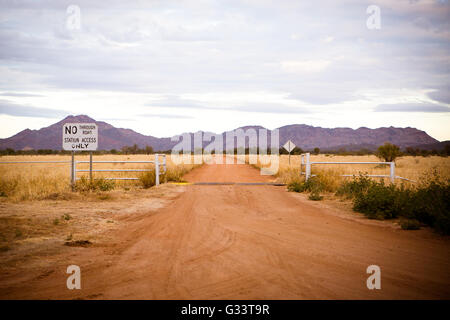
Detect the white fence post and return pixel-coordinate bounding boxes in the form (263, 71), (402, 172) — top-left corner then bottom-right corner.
(155, 154), (160, 186)
(305, 153), (311, 181)
(390, 162), (395, 183)
(163, 154), (167, 173)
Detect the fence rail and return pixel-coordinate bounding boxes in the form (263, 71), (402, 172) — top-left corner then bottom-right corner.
(0, 161), (71, 164)
(72, 154), (167, 185)
(0, 154), (167, 187)
(299, 153), (415, 183)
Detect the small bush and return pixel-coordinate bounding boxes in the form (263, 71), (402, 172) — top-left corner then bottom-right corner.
(352, 182), (414, 220)
(0, 179), (18, 197)
(411, 175), (450, 235)
(288, 177), (325, 201)
(335, 174), (374, 199)
(308, 190), (323, 201)
(336, 172), (450, 234)
(139, 170), (156, 189)
(287, 181), (307, 193)
(287, 177), (324, 193)
(75, 176), (115, 192)
(96, 178), (115, 191)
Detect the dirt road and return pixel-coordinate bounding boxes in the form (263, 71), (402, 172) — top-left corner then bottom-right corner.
(1, 161), (449, 299)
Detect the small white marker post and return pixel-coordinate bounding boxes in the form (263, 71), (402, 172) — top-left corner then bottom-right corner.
(283, 140), (296, 166)
(155, 154), (160, 186)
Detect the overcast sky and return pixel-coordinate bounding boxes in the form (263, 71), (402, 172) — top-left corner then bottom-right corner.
(0, 0), (449, 141)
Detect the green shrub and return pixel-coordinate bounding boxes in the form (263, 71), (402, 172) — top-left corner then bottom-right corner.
(376, 142), (401, 162)
(336, 172), (450, 234)
(335, 174), (374, 199)
(288, 177), (325, 201)
(75, 176), (115, 192)
(353, 182), (399, 219)
(95, 178), (115, 191)
(308, 190), (323, 201)
(411, 176), (450, 235)
(287, 177), (324, 193)
(287, 181), (307, 192)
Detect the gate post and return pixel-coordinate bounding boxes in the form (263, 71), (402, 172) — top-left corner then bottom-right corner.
(305, 153), (311, 181)
(163, 154), (167, 174)
(70, 151), (74, 191)
(155, 154), (160, 186)
(390, 162), (395, 183)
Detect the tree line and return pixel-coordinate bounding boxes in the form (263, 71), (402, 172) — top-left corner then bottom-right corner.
(1, 143), (449, 157)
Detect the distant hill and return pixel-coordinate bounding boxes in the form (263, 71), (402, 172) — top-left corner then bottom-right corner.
(0, 115), (440, 151)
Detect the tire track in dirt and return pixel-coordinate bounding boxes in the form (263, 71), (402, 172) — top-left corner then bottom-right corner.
(1, 160), (449, 299)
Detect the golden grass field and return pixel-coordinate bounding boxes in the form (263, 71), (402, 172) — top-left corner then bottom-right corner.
(253, 154), (450, 191)
(1, 153), (449, 202)
(0, 154), (198, 202)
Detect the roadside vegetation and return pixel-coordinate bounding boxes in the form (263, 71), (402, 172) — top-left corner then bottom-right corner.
(0, 154), (200, 201)
(253, 144), (450, 235)
(139, 164), (195, 188)
(288, 172), (450, 235)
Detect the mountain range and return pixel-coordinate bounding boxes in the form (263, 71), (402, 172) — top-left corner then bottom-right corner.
(0, 115), (443, 152)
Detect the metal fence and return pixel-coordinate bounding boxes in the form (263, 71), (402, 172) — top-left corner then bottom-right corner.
(300, 153), (414, 183)
(71, 153), (166, 186)
(0, 154), (167, 187)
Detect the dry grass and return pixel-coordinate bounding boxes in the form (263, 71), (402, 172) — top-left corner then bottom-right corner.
(0, 154), (199, 202)
(0, 183), (185, 266)
(250, 154), (450, 190)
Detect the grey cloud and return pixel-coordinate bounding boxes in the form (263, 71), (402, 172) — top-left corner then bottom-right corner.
(288, 91), (358, 105)
(375, 103), (450, 113)
(138, 113), (194, 119)
(0, 99), (69, 118)
(146, 96), (310, 114)
(235, 103), (310, 114)
(427, 89), (450, 104)
(0, 92), (44, 97)
(0, 0), (448, 119)
(145, 96), (206, 109)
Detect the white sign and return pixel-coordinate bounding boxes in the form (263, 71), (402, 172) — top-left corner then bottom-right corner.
(63, 123), (98, 151)
(283, 140), (296, 153)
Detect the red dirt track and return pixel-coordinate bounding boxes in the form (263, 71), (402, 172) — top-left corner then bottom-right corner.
(1, 161), (449, 299)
